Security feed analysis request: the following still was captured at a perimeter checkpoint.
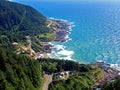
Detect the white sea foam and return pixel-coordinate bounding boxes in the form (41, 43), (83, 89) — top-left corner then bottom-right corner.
(48, 42), (54, 46)
(96, 60), (104, 62)
(47, 18), (75, 60)
(95, 60), (120, 71)
(53, 45), (65, 50)
(64, 35), (72, 42)
(57, 50), (74, 56)
(47, 43), (74, 60)
(65, 35), (69, 39)
(109, 64), (120, 71)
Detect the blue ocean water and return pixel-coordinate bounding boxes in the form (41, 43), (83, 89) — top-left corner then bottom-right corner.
(13, 1), (120, 70)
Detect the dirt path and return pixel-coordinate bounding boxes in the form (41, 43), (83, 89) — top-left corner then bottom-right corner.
(47, 20), (52, 28)
(42, 74), (53, 90)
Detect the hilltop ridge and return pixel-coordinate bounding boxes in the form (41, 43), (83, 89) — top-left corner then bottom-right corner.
(0, 1), (51, 50)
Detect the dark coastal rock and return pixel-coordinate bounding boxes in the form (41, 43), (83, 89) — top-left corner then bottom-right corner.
(43, 44), (52, 53)
(92, 62), (120, 89)
(55, 31), (69, 42)
(51, 19), (72, 42)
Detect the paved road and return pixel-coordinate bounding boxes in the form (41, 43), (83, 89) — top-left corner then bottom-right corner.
(42, 74), (53, 90)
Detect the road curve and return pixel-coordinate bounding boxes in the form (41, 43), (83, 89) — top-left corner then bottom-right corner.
(42, 74), (53, 90)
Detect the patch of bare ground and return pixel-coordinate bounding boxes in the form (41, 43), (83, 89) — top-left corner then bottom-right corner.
(42, 74), (53, 90)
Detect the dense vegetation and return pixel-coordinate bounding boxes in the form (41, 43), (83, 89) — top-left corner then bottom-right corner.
(0, 48), (104, 90)
(101, 76), (120, 90)
(0, 1), (51, 50)
(0, 1), (48, 35)
(39, 59), (94, 73)
(38, 59), (104, 90)
(1, 47), (120, 90)
(1, 1), (119, 90)
(37, 33), (55, 42)
(49, 76), (93, 90)
(0, 48), (43, 90)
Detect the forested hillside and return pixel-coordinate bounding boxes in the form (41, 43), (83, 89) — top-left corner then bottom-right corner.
(0, 48), (104, 90)
(0, 1), (50, 49)
(0, 48), (43, 90)
(38, 59), (104, 90)
(0, 1), (118, 90)
(0, 1), (48, 35)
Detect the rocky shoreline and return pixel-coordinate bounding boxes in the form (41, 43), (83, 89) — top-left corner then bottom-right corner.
(33, 18), (120, 89)
(34, 18), (74, 59)
(49, 18), (73, 42)
(34, 18), (120, 89)
(92, 61), (120, 89)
